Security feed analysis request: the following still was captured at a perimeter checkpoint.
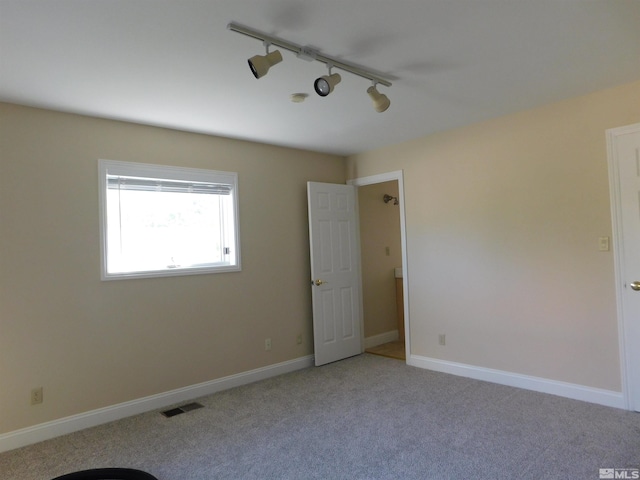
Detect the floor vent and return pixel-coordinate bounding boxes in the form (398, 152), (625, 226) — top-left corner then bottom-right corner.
(161, 402), (204, 418)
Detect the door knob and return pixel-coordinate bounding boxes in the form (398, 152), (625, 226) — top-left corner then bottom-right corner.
(314, 279), (327, 286)
(631, 281), (640, 291)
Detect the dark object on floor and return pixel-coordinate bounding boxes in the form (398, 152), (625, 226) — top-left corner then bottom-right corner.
(161, 401), (204, 417)
(51, 468), (158, 480)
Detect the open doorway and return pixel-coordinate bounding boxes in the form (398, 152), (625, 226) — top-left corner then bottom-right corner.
(349, 172), (409, 362)
(358, 181), (404, 360)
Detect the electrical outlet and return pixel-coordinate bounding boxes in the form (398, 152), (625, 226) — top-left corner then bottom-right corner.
(296, 334), (302, 345)
(265, 338), (272, 351)
(31, 387), (43, 405)
(439, 334), (446, 346)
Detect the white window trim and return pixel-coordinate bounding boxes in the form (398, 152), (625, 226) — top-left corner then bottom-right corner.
(98, 159), (241, 280)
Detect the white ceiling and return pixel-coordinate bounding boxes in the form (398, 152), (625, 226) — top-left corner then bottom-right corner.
(1, 1), (639, 156)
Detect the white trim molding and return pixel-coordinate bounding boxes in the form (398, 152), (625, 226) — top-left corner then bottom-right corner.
(0, 355), (314, 453)
(364, 330), (399, 349)
(408, 354), (625, 410)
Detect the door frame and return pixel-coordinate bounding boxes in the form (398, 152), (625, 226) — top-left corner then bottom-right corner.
(607, 122), (640, 411)
(348, 171), (410, 362)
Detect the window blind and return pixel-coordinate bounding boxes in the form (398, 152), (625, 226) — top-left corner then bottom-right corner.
(107, 175), (232, 195)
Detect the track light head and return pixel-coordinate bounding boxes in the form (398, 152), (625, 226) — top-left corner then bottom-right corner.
(314, 73), (341, 97)
(248, 49), (283, 79)
(367, 85), (391, 113)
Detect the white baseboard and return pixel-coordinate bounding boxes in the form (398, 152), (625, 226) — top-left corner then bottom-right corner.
(0, 355), (314, 453)
(408, 354), (625, 410)
(364, 330), (399, 349)
(3, 352), (623, 453)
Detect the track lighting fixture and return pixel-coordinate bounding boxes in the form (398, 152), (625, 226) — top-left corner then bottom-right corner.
(367, 84), (391, 112)
(314, 67), (341, 97)
(247, 43), (283, 79)
(228, 22), (393, 112)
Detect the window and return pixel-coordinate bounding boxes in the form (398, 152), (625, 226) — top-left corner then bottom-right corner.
(99, 159), (240, 280)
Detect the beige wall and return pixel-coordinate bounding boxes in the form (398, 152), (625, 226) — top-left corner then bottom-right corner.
(348, 80), (640, 392)
(2, 79), (638, 435)
(358, 181), (402, 338)
(0, 103), (346, 434)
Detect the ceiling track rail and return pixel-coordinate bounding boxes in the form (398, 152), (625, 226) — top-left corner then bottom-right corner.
(227, 22), (392, 88)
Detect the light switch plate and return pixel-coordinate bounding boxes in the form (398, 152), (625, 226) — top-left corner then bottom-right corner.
(599, 236), (610, 251)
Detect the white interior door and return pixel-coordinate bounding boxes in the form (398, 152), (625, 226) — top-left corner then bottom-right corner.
(307, 182), (362, 366)
(608, 123), (640, 411)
